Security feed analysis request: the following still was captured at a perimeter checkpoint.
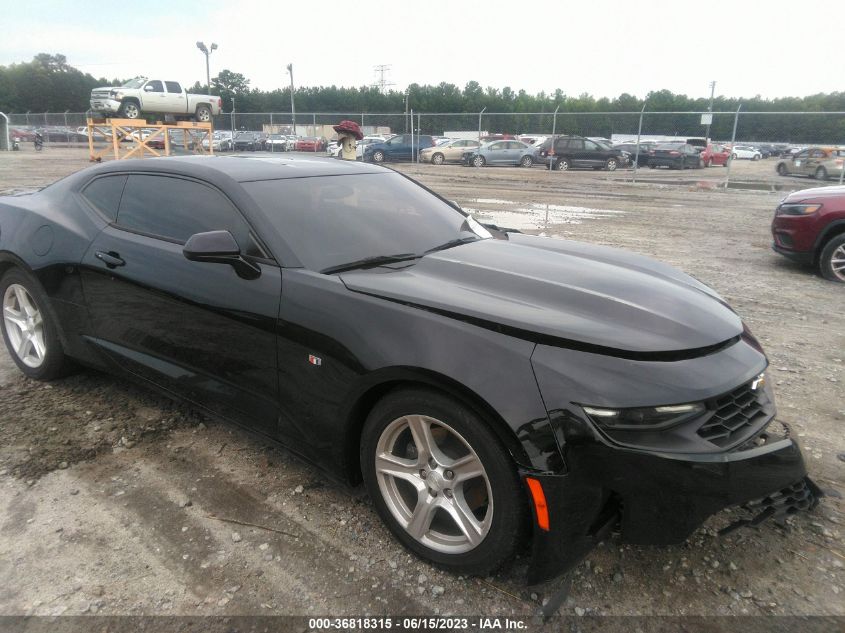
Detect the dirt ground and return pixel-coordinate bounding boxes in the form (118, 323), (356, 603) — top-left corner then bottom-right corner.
(0, 148), (842, 622)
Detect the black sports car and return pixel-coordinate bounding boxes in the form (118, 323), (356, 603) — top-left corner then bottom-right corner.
(0, 156), (818, 583)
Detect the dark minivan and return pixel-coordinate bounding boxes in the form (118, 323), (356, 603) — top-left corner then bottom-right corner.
(363, 134), (435, 163)
(534, 135), (628, 171)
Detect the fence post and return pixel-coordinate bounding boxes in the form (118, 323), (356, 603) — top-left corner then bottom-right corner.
(632, 103), (646, 183)
(477, 107), (486, 168)
(64, 110), (70, 144)
(549, 105), (559, 172)
(417, 112), (421, 164)
(724, 104), (742, 189)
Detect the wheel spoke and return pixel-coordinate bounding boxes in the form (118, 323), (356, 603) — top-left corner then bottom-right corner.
(30, 331), (46, 359)
(447, 453), (485, 483)
(3, 306), (26, 330)
(443, 491), (484, 547)
(406, 415), (447, 465)
(405, 492), (438, 540)
(375, 452), (424, 489)
(16, 334), (31, 359)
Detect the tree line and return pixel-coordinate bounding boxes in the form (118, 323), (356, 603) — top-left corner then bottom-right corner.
(2, 54), (845, 142)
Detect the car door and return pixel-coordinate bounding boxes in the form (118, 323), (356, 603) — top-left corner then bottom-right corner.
(386, 134), (411, 160)
(582, 139), (604, 167)
(567, 138), (585, 166)
(488, 141), (508, 164)
(803, 149), (825, 176)
(79, 173), (282, 437)
(790, 150), (808, 174)
(164, 81), (185, 113)
(140, 80), (168, 112)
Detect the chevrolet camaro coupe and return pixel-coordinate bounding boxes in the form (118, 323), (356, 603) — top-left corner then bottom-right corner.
(0, 156), (818, 582)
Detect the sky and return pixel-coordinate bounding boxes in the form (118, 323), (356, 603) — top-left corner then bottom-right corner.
(1, 0), (842, 100)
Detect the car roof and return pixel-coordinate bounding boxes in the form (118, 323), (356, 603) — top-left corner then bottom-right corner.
(90, 155), (388, 182)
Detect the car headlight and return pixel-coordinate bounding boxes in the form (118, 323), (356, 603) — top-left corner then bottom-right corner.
(776, 203), (821, 216)
(581, 402), (705, 430)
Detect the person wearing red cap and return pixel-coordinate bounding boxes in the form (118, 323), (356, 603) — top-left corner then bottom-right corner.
(333, 120), (364, 160)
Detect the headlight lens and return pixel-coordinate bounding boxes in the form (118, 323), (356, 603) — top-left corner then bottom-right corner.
(776, 203), (821, 216)
(582, 402), (705, 430)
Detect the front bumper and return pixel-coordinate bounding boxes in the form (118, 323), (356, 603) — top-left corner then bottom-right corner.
(648, 157), (683, 168)
(90, 98), (122, 114)
(523, 421), (815, 583)
(772, 243), (814, 265)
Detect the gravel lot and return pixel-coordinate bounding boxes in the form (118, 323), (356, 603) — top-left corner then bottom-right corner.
(0, 148), (842, 621)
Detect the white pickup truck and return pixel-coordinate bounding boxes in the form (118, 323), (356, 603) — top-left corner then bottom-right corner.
(90, 77), (222, 122)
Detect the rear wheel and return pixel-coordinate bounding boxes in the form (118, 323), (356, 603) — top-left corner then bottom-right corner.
(360, 388), (526, 575)
(555, 157), (570, 171)
(0, 269), (73, 380)
(195, 105), (212, 122)
(777, 163), (788, 176)
(819, 234), (845, 282)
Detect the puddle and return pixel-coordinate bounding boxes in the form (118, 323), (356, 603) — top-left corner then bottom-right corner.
(462, 200), (626, 231)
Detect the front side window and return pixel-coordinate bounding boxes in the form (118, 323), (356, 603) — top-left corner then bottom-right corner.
(568, 139), (584, 150)
(243, 173), (488, 273)
(584, 140), (600, 151)
(145, 80), (164, 92)
(116, 175), (261, 256)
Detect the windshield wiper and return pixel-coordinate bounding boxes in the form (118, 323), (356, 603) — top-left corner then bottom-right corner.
(424, 236), (480, 255)
(320, 253), (420, 275)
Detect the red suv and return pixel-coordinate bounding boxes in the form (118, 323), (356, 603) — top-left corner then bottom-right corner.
(771, 185), (845, 282)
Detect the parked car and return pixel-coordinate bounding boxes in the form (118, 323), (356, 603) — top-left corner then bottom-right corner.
(479, 134), (515, 142)
(518, 135), (547, 146)
(420, 139), (481, 165)
(285, 135), (299, 151)
(613, 142), (656, 167)
(266, 134), (289, 152)
(233, 132), (266, 152)
(647, 143), (704, 169)
(0, 155), (818, 583)
(776, 148), (845, 181)
(771, 185), (845, 282)
(463, 140), (536, 167)
(731, 145), (762, 160)
(535, 135), (629, 171)
(295, 137), (327, 152)
(700, 143), (732, 167)
(363, 134), (436, 163)
(146, 129), (197, 151)
(201, 132), (233, 152)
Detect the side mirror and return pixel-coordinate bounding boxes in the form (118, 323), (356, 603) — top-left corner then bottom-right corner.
(183, 230), (260, 280)
(144, 85), (155, 92)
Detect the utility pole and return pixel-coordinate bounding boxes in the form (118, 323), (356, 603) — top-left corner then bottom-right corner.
(287, 64), (297, 137)
(704, 80), (716, 142)
(404, 88), (410, 133)
(196, 41), (218, 93)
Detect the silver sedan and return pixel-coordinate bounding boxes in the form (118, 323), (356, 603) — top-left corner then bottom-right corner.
(463, 140), (536, 167)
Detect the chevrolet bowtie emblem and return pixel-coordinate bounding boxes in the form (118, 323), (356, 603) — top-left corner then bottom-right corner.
(751, 373), (765, 390)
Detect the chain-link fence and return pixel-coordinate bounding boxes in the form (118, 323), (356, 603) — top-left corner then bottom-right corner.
(5, 109), (845, 186)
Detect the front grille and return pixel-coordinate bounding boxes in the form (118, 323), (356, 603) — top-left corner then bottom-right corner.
(697, 380), (771, 447)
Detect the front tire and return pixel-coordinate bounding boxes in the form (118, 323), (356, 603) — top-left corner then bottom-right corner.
(431, 153), (445, 165)
(605, 158), (618, 171)
(372, 150), (385, 163)
(472, 155), (486, 168)
(819, 234), (845, 283)
(360, 388), (526, 575)
(119, 101), (140, 119)
(520, 155), (534, 168)
(0, 269), (73, 380)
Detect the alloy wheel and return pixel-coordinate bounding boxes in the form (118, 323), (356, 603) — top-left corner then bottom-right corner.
(3, 284), (46, 368)
(374, 415), (493, 554)
(831, 244), (845, 281)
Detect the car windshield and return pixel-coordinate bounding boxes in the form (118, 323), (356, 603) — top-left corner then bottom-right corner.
(121, 78), (147, 89)
(243, 173), (490, 273)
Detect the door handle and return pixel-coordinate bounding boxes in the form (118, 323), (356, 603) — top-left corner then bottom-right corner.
(95, 251), (125, 268)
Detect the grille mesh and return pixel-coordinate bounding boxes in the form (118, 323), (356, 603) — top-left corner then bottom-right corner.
(697, 381), (771, 447)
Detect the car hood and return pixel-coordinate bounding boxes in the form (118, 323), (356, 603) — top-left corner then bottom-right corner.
(339, 234), (742, 355)
(785, 185), (845, 202)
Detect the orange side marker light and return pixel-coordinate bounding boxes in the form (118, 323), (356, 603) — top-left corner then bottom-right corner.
(525, 477), (550, 531)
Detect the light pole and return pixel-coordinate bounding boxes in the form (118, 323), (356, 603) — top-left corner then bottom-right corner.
(287, 64), (297, 137)
(704, 80), (716, 142)
(195, 42), (218, 94)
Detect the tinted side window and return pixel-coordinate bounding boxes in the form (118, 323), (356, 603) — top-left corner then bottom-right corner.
(116, 175), (261, 256)
(568, 139), (584, 150)
(81, 175), (127, 221)
(165, 81), (182, 94)
(145, 80), (164, 92)
(554, 139), (568, 152)
(584, 140), (600, 151)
